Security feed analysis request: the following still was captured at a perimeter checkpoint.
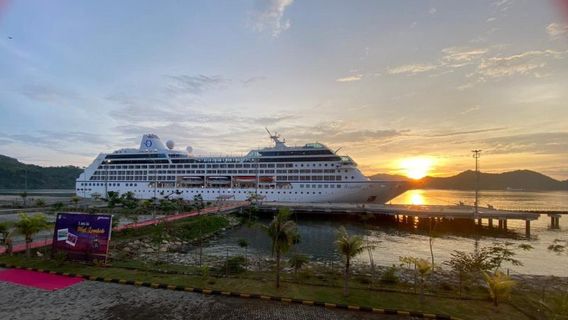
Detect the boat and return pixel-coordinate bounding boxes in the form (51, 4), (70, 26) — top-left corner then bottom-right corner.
(75, 130), (408, 203)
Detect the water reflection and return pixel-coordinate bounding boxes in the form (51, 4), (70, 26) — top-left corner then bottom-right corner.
(408, 190), (425, 205)
(194, 190), (568, 276)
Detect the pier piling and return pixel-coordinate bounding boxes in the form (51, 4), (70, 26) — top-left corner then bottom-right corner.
(488, 218), (493, 228)
(549, 214), (561, 229)
(525, 220), (531, 238)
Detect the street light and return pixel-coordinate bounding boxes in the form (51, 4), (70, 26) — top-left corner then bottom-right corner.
(472, 150), (482, 218)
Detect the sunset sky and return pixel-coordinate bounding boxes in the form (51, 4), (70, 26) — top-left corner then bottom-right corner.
(1, 0), (567, 179)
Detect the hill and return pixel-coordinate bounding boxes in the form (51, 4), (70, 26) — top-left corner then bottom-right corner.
(370, 170), (568, 191)
(0, 155), (82, 189)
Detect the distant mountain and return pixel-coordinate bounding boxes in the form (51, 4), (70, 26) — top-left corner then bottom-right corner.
(0, 155), (82, 189)
(370, 170), (568, 191)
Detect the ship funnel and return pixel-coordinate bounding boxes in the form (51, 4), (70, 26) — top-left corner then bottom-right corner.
(139, 134), (167, 151)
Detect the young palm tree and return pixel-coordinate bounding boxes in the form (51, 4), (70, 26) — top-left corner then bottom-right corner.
(416, 258), (433, 304)
(0, 222), (10, 248)
(71, 196), (80, 209)
(289, 253), (309, 279)
(335, 226), (365, 297)
(264, 207), (299, 288)
(482, 270), (516, 306)
(14, 213), (48, 257)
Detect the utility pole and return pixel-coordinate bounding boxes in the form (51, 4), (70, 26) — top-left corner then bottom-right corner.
(472, 150), (482, 218)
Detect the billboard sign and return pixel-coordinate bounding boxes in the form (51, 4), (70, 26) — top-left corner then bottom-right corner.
(52, 213), (113, 263)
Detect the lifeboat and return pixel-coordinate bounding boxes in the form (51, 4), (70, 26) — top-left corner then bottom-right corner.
(235, 176), (256, 183)
(208, 176), (231, 184)
(180, 176), (203, 185)
(259, 176), (274, 183)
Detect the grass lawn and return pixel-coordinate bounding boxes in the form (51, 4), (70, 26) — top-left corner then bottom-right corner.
(0, 254), (530, 320)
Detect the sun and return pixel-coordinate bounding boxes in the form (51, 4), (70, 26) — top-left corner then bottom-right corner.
(399, 157), (435, 180)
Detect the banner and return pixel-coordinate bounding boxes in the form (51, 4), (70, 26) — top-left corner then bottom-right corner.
(52, 213), (113, 263)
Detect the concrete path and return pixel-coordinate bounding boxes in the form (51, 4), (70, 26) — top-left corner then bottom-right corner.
(0, 280), (398, 320)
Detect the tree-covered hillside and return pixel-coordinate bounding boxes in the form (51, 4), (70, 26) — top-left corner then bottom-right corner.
(0, 155), (82, 189)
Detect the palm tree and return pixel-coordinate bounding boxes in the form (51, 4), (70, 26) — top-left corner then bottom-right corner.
(14, 213), (48, 257)
(264, 207), (299, 288)
(335, 226), (365, 296)
(482, 270), (516, 306)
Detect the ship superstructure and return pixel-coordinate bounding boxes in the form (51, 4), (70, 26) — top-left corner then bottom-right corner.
(76, 132), (407, 203)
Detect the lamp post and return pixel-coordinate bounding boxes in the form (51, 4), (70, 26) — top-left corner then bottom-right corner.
(472, 150), (482, 218)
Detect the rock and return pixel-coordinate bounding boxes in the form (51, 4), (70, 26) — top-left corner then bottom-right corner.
(123, 247), (132, 253)
(159, 246), (168, 252)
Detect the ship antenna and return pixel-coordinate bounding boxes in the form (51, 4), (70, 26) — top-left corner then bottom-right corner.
(334, 147), (342, 154)
(265, 127), (285, 148)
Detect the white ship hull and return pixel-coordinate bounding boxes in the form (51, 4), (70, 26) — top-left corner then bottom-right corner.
(75, 133), (408, 204)
(76, 180), (407, 204)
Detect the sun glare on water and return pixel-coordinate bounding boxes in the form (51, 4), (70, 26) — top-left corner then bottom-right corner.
(400, 157), (435, 180)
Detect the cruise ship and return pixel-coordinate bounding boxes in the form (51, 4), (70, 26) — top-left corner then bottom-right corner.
(76, 132), (408, 203)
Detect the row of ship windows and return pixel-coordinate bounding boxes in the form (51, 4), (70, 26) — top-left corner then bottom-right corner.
(99, 162), (338, 170)
(92, 169), (344, 176)
(78, 183), (343, 189)
(88, 176), (351, 181)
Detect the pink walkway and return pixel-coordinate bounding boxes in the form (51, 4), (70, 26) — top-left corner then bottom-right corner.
(0, 202), (247, 255)
(0, 269), (84, 290)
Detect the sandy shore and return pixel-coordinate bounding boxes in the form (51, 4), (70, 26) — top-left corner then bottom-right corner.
(0, 277), (397, 320)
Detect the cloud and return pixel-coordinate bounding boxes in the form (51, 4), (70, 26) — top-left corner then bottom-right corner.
(387, 64), (438, 75)
(546, 23), (568, 38)
(441, 47), (489, 66)
(251, 0), (294, 37)
(461, 105), (481, 114)
(165, 74), (229, 95)
(19, 84), (78, 105)
(426, 127), (507, 137)
(492, 0), (514, 12)
(242, 76), (267, 86)
(429, 8), (437, 15)
(2, 130), (110, 157)
(483, 132), (568, 155)
(477, 50), (565, 78)
(336, 74), (363, 82)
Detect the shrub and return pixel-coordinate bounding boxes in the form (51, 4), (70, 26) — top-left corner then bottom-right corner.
(380, 265), (399, 284)
(53, 251), (68, 266)
(224, 256), (247, 274)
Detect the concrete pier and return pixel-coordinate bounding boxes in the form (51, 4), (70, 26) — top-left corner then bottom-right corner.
(259, 202), (540, 236)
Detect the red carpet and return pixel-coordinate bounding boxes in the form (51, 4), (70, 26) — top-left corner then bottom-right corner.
(0, 269), (83, 291)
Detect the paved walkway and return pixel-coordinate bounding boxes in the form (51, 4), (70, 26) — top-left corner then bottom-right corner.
(0, 280), (398, 320)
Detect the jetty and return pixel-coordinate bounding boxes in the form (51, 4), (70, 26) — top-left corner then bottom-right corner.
(258, 202), (543, 237)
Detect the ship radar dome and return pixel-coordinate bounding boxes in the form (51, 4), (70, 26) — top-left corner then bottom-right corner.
(166, 140), (175, 150)
(186, 146), (193, 154)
